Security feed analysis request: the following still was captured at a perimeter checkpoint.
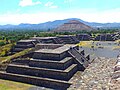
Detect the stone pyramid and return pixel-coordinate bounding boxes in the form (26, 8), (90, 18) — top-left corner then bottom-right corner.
(53, 20), (94, 32)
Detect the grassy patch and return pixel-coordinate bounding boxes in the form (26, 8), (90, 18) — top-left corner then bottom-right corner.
(0, 57), (7, 62)
(0, 43), (15, 57)
(0, 48), (33, 89)
(76, 41), (106, 49)
(77, 41), (100, 48)
(0, 40), (6, 46)
(77, 41), (92, 47)
(0, 48), (33, 71)
(115, 39), (120, 43)
(1, 48), (33, 63)
(112, 46), (120, 50)
(0, 79), (31, 90)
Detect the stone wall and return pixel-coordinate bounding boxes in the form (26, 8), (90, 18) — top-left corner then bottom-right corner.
(12, 59), (30, 65)
(35, 44), (63, 50)
(73, 59), (85, 71)
(14, 44), (34, 48)
(29, 57), (73, 70)
(6, 64), (77, 81)
(33, 52), (67, 60)
(11, 57), (73, 70)
(0, 71), (71, 89)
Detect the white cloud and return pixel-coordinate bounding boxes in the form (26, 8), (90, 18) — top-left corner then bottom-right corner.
(19, 0), (41, 7)
(50, 6), (58, 8)
(1, 8), (120, 25)
(81, 8), (120, 23)
(45, 2), (58, 8)
(45, 2), (53, 7)
(64, 0), (74, 3)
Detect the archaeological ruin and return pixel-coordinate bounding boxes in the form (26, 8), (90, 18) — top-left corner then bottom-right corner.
(12, 40), (37, 53)
(76, 34), (91, 41)
(0, 44), (91, 89)
(11, 32), (120, 53)
(94, 34), (116, 41)
(0, 22), (119, 89)
(53, 20), (94, 32)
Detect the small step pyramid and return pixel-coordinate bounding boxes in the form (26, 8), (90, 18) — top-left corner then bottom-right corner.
(53, 20), (94, 32)
(0, 44), (91, 89)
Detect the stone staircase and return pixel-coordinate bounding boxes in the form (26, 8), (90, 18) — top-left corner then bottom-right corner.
(0, 44), (90, 89)
(52, 38), (61, 44)
(70, 36), (79, 43)
(68, 48), (89, 70)
(0, 56), (76, 89)
(3, 47), (79, 89)
(6, 63), (77, 81)
(29, 57), (73, 70)
(106, 34), (115, 41)
(0, 71), (71, 89)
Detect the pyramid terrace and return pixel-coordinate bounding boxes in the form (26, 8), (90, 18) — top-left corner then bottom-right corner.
(0, 43), (91, 89)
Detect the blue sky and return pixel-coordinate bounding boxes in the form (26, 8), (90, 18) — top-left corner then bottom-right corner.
(0, 0), (120, 25)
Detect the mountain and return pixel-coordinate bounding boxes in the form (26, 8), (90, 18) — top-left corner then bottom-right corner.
(0, 18), (120, 31)
(53, 20), (94, 32)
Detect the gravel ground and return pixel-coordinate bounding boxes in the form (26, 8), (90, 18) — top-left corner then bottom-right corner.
(68, 57), (117, 90)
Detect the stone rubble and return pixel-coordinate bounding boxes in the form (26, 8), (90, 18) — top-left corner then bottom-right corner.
(69, 57), (118, 90)
(110, 55), (120, 90)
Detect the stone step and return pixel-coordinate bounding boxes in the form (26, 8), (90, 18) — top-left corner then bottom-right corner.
(12, 48), (25, 52)
(69, 49), (88, 65)
(0, 71), (71, 89)
(6, 64), (77, 81)
(29, 57), (73, 70)
(14, 44), (34, 48)
(33, 51), (67, 60)
(12, 59), (30, 65)
(68, 48), (89, 71)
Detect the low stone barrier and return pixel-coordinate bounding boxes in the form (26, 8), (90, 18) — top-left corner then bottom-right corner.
(6, 64), (77, 81)
(29, 57), (73, 70)
(12, 59), (30, 65)
(35, 44), (63, 50)
(33, 52), (67, 60)
(0, 71), (71, 89)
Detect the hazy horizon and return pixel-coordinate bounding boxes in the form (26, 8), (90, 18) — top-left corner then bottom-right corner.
(1, 0), (120, 25)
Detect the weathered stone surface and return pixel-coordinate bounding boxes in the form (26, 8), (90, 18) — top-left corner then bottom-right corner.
(33, 44), (78, 60)
(0, 71), (71, 89)
(94, 34), (116, 41)
(68, 57), (117, 90)
(29, 57), (73, 70)
(76, 34), (91, 41)
(6, 64), (78, 81)
(1, 44), (91, 89)
(110, 56), (120, 90)
(12, 39), (37, 53)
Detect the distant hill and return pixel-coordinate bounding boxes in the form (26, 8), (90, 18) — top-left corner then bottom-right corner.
(53, 20), (94, 32)
(0, 18), (120, 31)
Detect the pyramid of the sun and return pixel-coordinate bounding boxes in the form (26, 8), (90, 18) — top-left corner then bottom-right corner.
(53, 20), (94, 32)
